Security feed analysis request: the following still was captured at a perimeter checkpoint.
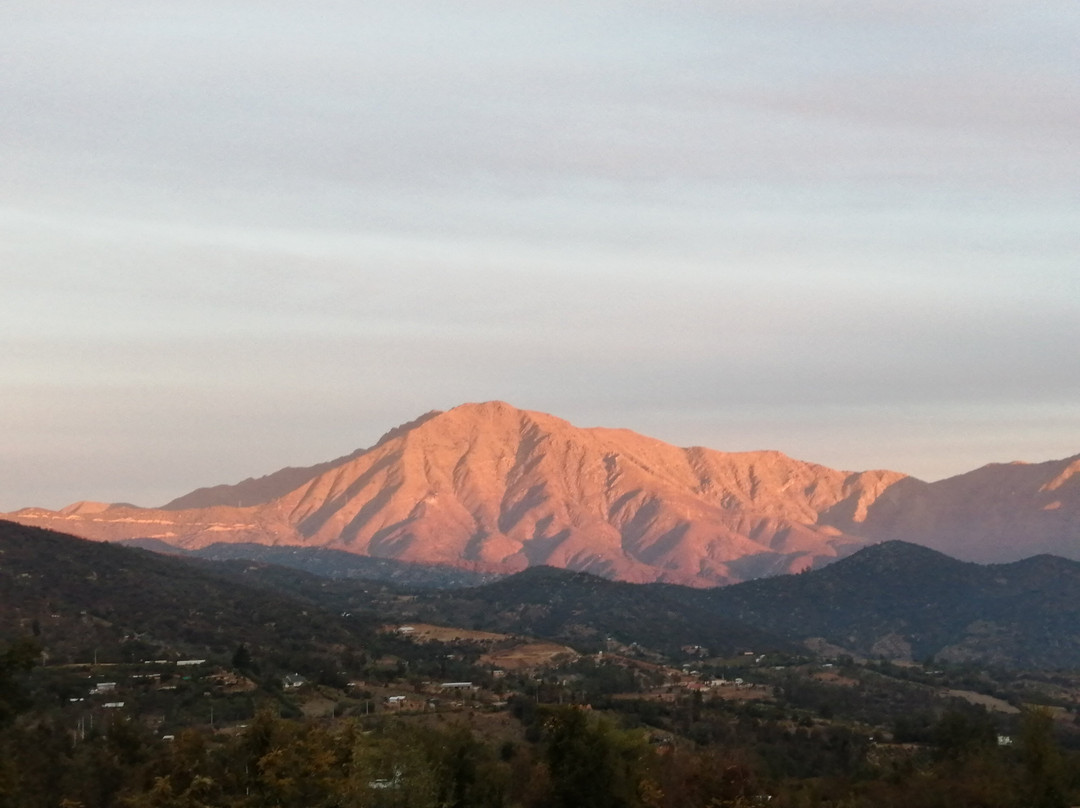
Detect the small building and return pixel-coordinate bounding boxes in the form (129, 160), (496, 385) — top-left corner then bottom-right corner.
(282, 673), (308, 690)
(369, 770), (403, 790)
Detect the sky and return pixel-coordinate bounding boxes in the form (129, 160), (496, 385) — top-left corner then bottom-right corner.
(2, 1), (1078, 511)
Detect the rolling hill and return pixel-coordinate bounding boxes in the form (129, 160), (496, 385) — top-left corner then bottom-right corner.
(0, 519), (381, 667)
(702, 540), (1080, 668)
(6, 518), (1080, 669)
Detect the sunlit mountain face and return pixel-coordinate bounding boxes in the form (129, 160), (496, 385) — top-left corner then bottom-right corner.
(5, 402), (1078, 586)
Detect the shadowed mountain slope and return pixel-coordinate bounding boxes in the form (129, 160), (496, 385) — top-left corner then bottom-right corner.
(0, 520), (380, 663)
(398, 565), (794, 658)
(701, 541), (1080, 668)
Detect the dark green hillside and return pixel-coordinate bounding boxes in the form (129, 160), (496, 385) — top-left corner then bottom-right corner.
(0, 520), (380, 667)
(402, 565), (794, 657)
(183, 559), (794, 660)
(33, 520), (1080, 671)
(7, 525), (1080, 807)
(156, 539), (1080, 670)
(181, 555), (413, 625)
(704, 541), (1080, 667)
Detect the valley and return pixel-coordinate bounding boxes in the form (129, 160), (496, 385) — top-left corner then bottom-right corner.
(3, 518), (1080, 806)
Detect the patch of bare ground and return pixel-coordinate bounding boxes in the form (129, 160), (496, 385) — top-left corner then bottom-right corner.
(207, 670), (258, 693)
(621, 682), (773, 703)
(945, 689), (1020, 714)
(299, 692), (340, 718)
(708, 683), (774, 702)
(812, 671), (860, 687)
(479, 642), (578, 670)
(385, 623), (511, 642)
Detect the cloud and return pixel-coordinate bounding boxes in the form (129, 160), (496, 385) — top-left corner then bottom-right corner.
(1, 1), (1077, 508)
(5, 2), (1076, 197)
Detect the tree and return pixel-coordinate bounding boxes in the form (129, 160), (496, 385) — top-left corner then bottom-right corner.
(542, 706), (658, 808)
(231, 644), (253, 672)
(933, 707), (997, 763)
(0, 637), (39, 727)
(1018, 707), (1067, 808)
(346, 721), (440, 808)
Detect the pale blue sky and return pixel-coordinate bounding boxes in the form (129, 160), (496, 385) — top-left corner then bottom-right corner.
(2, 1), (1078, 510)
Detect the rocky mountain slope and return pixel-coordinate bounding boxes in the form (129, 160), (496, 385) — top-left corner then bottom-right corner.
(4, 401), (1078, 585)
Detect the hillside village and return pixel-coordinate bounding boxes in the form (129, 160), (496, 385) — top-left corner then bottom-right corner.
(6, 520), (1080, 806)
(33, 618), (1080, 749)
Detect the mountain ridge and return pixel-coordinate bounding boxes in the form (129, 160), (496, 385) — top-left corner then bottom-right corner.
(4, 401), (1078, 585)
(701, 539), (1080, 668)
(6, 518), (1080, 669)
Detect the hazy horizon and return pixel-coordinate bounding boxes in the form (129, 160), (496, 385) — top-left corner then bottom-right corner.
(3, 2), (1078, 511)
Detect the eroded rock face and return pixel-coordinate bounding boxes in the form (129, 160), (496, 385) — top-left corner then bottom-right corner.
(4, 401), (1077, 585)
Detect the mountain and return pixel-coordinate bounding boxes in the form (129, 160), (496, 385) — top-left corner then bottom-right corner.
(0, 519), (380, 666)
(0, 518), (788, 664)
(838, 456), (1080, 562)
(700, 540), (1080, 669)
(0, 402), (899, 586)
(397, 565), (795, 658)
(3, 401), (1078, 585)
(237, 540), (1080, 669)
(7, 517), (1080, 669)
(398, 542), (1080, 668)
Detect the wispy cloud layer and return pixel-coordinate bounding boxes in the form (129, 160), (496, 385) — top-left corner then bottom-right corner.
(2, 2), (1078, 508)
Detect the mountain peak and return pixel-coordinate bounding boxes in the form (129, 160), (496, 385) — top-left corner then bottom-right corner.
(3, 404), (1078, 585)
(830, 540), (964, 575)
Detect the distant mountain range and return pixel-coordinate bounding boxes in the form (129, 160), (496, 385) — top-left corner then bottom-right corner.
(4, 401), (1078, 585)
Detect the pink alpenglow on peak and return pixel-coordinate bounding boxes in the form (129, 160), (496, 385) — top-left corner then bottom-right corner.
(4, 402), (1078, 585)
